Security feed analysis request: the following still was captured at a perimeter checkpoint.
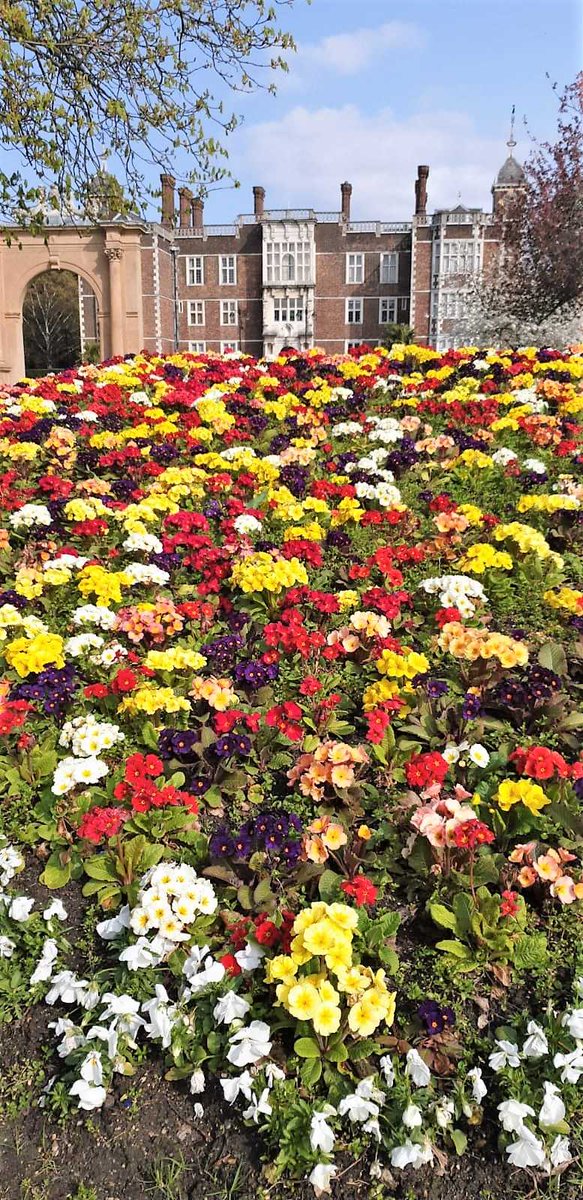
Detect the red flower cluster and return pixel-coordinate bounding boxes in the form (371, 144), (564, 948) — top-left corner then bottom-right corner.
(77, 805), (128, 844)
(510, 745), (570, 780)
(405, 751), (449, 789)
(500, 889), (521, 918)
(113, 752), (199, 814)
(265, 701), (303, 741)
(341, 875), (377, 906)
(453, 819), (495, 850)
(0, 699), (31, 735)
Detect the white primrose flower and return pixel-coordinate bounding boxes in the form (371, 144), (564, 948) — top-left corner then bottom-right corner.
(548, 1135), (572, 1168)
(49, 1017), (86, 1057)
(405, 1048), (431, 1087)
(402, 1103), (423, 1129)
(8, 896), (34, 922)
(30, 938), (59, 985)
(73, 604), (118, 630)
(124, 562), (169, 587)
(390, 1140), (433, 1170)
(69, 1078), (107, 1111)
(96, 906), (131, 940)
(226, 1020), (272, 1068)
(43, 899), (68, 922)
(553, 1047), (583, 1084)
(522, 1020), (549, 1059)
(466, 1067), (488, 1104)
(562, 1008), (583, 1041)
(141, 985), (178, 1049)
(234, 942), (265, 972)
(379, 1055), (395, 1087)
(539, 1082), (566, 1128)
(489, 1040), (521, 1072)
(491, 448), (518, 465)
(506, 1125), (546, 1169)
(118, 937), (165, 971)
(190, 1069), (206, 1096)
(498, 1099), (535, 1133)
(220, 1070), (254, 1105)
(86, 1024), (119, 1060)
(242, 1086), (272, 1123)
(310, 1107), (336, 1155)
(123, 531), (164, 554)
(308, 1162), (337, 1196)
(233, 514), (262, 536)
(213, 991), (250, 1026)
(9, 503), (52, 529)
(45, 971), (89, 1006)
(468, 743), (490, 768)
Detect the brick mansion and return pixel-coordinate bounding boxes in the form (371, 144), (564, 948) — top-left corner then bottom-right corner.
(0, 146), (526, 382)
(139, 150), (525, 359)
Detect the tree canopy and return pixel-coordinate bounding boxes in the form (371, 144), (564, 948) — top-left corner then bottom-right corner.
(0, 0), (296, 227)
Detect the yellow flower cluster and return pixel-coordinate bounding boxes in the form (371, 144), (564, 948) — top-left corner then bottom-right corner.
(458, 543), (513, 573)
(362, 678), (401, 712)
(492, 522), (563, 566)
(77, 565), (131, 607)
(495, 779), (550, 815)
(144, 648), (207, 673)
(438, 622), (529, 668)
(376, 647), (430, 679)
(267, 901), (396, 1038)
(544, 587), (583, 614)
(230, 552), (308, 595)
(63, 497), (108, 522)
(517, 494), (580, 514)
(4, 632), (65, 678)
(450, 449), (493, 469)
(119, 685), (190, 715)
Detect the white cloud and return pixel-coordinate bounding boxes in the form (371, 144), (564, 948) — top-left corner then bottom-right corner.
(235, 104), (505, 218)
(300, 21), (424, 76)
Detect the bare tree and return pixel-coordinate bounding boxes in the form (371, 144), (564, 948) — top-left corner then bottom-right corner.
(22, 271), (81, 373)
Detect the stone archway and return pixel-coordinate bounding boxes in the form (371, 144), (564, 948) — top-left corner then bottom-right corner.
(0, 221), (147, 384)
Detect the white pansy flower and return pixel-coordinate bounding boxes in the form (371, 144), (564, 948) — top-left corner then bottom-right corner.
(402, 1103), (423, 1129)
(522, 1020), (549, 1059)
(308, 1162), (337, 1196)
(30, 938), (59, 985)
(220, 1070), (254, 1104)
(498, 1099), (535, 1133)
(539, 1082), (566, 1128)
(562, 1008), (583, 1040)
(553, 1047), (583, 1084)
(43, 899), (68, 922)
(213, 992), (250, 1025)
(310, 1107), (336, 1154)
(549, 1135), (571, 1168)
(466, 1067), (487, 1104)
(506, 1126), (546, 1169)
(69, 1079), (107, 1110)
(489, 1040), (521, 1072)
(405, 1048), (431, 1087)
(0, 935), (16, 958)
(8, 895), (34, 922)
(226, 1020), (272, 1068)
(468, 743), (490, 768)
(190, 1069), (206, 1095)
(390, 1140), (433, 1170)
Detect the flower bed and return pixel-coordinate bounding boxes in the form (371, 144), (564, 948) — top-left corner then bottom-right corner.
(0, 343), (582, 1197)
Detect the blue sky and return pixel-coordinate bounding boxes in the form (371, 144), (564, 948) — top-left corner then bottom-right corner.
(184, 0), (581, 222)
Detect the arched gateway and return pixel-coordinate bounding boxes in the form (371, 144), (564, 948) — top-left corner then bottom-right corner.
(0, 218), (148, 384)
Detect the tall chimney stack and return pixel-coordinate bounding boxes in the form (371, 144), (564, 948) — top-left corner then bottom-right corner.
(341, 181), (352, 222)
(253, 186), (265, 219)
(160, 173), (176, 227)
(178, 187), (193, 228)
(415, 165), (429, 216)
(192, 197), (204, 234)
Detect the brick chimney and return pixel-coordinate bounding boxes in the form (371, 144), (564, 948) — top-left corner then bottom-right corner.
(178, 187), (193, 228)
(341, 181), (352, 222)
(192, 196), (204, 234)
(253, 186), (265, 218)
(160, 173), (176, 227)
(415, 165), (429, 216)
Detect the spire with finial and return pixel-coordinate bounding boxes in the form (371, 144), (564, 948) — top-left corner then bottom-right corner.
(507, 105), (517, 156)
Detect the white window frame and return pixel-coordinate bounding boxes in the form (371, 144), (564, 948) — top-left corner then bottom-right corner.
(379, 297), (397, 324)
(379, 252), (399, 284)
(188, 341), (206, 353)
(346, 298), (363, 325)
(188, 300), (205, 326)
(345, 340), (363, 351)
(220, 340), (240, 353)
(441, 291), (468, 319)
(220, 300), (238, 326)
(346, 252), (364, 284)
(265, 241), (312, 284)
(186, 255), (204, 286)
(219, 255), (237, 285)
(441, 239), (479, 276)
(273, 294), (304, 323)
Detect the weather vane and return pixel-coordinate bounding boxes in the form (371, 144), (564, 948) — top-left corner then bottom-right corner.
(507, 105), (517, 153)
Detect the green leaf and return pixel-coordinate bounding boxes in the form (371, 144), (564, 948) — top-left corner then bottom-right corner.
(254, 878), (275, 907)
(349, 1039), (380, 1061)
(300, 1056), (322, 1088)
(537, 641), (567, 676)
(325, 1042), (348, 1064)
(318, 869), (340, 902)
(428, 902), (458, 933)
(451, 1129), (467, 1156)
(514, 933), (548, 972)
(294, 1037), (321, 1059)
(83, 855), (119, 881)
(40, 854), (71, 889)
(435, 939), (473, 959)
